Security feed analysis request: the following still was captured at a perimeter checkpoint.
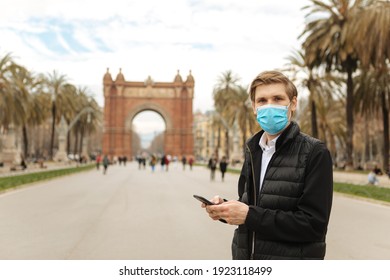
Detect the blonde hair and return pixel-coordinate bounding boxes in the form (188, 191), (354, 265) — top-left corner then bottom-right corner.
(249, 70), (298, 102)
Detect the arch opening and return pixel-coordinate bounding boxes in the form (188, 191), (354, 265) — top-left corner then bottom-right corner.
(132, 110), (166, 157)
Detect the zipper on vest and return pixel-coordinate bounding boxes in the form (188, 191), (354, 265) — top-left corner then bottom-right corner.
(246, 144), (257, 260)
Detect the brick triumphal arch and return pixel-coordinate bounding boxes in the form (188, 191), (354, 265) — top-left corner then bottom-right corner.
(102, 69), (194, 159)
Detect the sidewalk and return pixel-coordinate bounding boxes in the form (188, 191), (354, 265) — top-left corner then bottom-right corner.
(227, 166), (390, 188)
(0, 161), (80, 178)
(333, 170), (390, 188)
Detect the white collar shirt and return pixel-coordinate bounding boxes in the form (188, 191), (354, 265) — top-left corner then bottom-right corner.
(259, 133), (280, 191)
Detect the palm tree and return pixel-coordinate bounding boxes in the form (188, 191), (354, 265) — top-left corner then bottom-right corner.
(286, 50), (345, 139)
(300, 0), (369, 169)
(1, 61), (33, 161)
(59, 84), (76, 155)
(8, 65), (34, 158)
(355, 68), (390, 172)
(27, 80), (51, 157)
(59, 86), (101, 157)
(212, 70), (240, 158)
(45, 70), (68, 159)
(230, 85), (258, 153)
(72, 88), (92, 156)
(350, 0), (390, 71)
(0, 53), (15, 130)
(299, 93), (347, 164)
(351, 1), (390, 172)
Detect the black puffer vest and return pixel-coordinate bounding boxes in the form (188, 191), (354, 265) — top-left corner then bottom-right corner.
(232, 122), (333, 260)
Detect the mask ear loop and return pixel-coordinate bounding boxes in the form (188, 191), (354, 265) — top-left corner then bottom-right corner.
(286, 102), (292, 121)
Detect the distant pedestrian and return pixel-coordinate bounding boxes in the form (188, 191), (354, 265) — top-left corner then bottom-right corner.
(373, 165), (383, 175)
(219, 156), (228, 182)
(142, 157), (146, 169)
(161, 155), (166, 171)
(368, 169), (379, 185)
(182, 156), (187, 170)
(102, 155), (109, 174)
(208, 156), (217, 181)
(137, 156), (141, 169)
(188, 157), (194, 170)
(20, 158), (27, 170)
(96, 154), (102, 170)
(165, 155), (170, 171)
(150, 155), (157, 172)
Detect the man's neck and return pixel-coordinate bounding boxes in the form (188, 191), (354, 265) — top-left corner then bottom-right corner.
(265, 132), (281, 144)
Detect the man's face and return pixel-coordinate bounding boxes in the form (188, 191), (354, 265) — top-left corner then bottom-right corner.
(251, 83), (297, 115)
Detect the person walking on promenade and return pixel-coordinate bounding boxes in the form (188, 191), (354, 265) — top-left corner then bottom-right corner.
(182, 155), (187, 170)
(201, 70), (333, 260)
(208, 156), (218, 181)
(160, 155), (166, 171)
(165, 155), (170, 171)
(102, 155), (109, 175)
(188, 157), (194, 170)
(368, 169), (379, 185)
(219, 156), (228, 182)
(150, 155), (157, 173)
(96, 154), (102, 170)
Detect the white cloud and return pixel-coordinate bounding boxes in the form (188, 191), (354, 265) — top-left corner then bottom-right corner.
(0, 0), (310, 114)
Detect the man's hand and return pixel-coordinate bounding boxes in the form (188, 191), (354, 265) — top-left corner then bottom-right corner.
(205, 200), (249, 225)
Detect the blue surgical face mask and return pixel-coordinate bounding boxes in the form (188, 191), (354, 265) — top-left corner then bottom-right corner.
(256, 103), (290, 135)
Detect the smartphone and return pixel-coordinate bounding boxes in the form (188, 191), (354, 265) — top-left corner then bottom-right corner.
(193, 194), (227, 223)
(193, 194), (214, 205)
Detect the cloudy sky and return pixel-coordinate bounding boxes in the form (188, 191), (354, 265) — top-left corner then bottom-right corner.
(0, 0), (311, 115)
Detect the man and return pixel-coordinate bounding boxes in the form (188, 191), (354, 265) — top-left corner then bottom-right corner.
(202, 70), (333, 260)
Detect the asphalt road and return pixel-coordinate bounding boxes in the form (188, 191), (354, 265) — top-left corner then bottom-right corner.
(0, 162), (389, 260)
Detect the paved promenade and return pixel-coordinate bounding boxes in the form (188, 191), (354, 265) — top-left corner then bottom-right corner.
(0, 162), (389, 259)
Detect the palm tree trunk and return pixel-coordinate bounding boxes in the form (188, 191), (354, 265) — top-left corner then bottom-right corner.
(364, 118), (370, 166)
(311, 100), (319, 138)
(216, 125), (221, 159)
(345, 63), (354, 169)
(73, 125), (79, 156)
(328, 129), (336, 165)
(22, 125), (28, 158)
(49, 102), (56, 160)
(79, 125), (85, 154)
(381, 91), (389, 173)
(320, 123), (327, 146)
(308, 75), (318, 138)
(67, 130), (71, 155)
(242, 115), (247, 156)
(225, 129), (229, 159)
